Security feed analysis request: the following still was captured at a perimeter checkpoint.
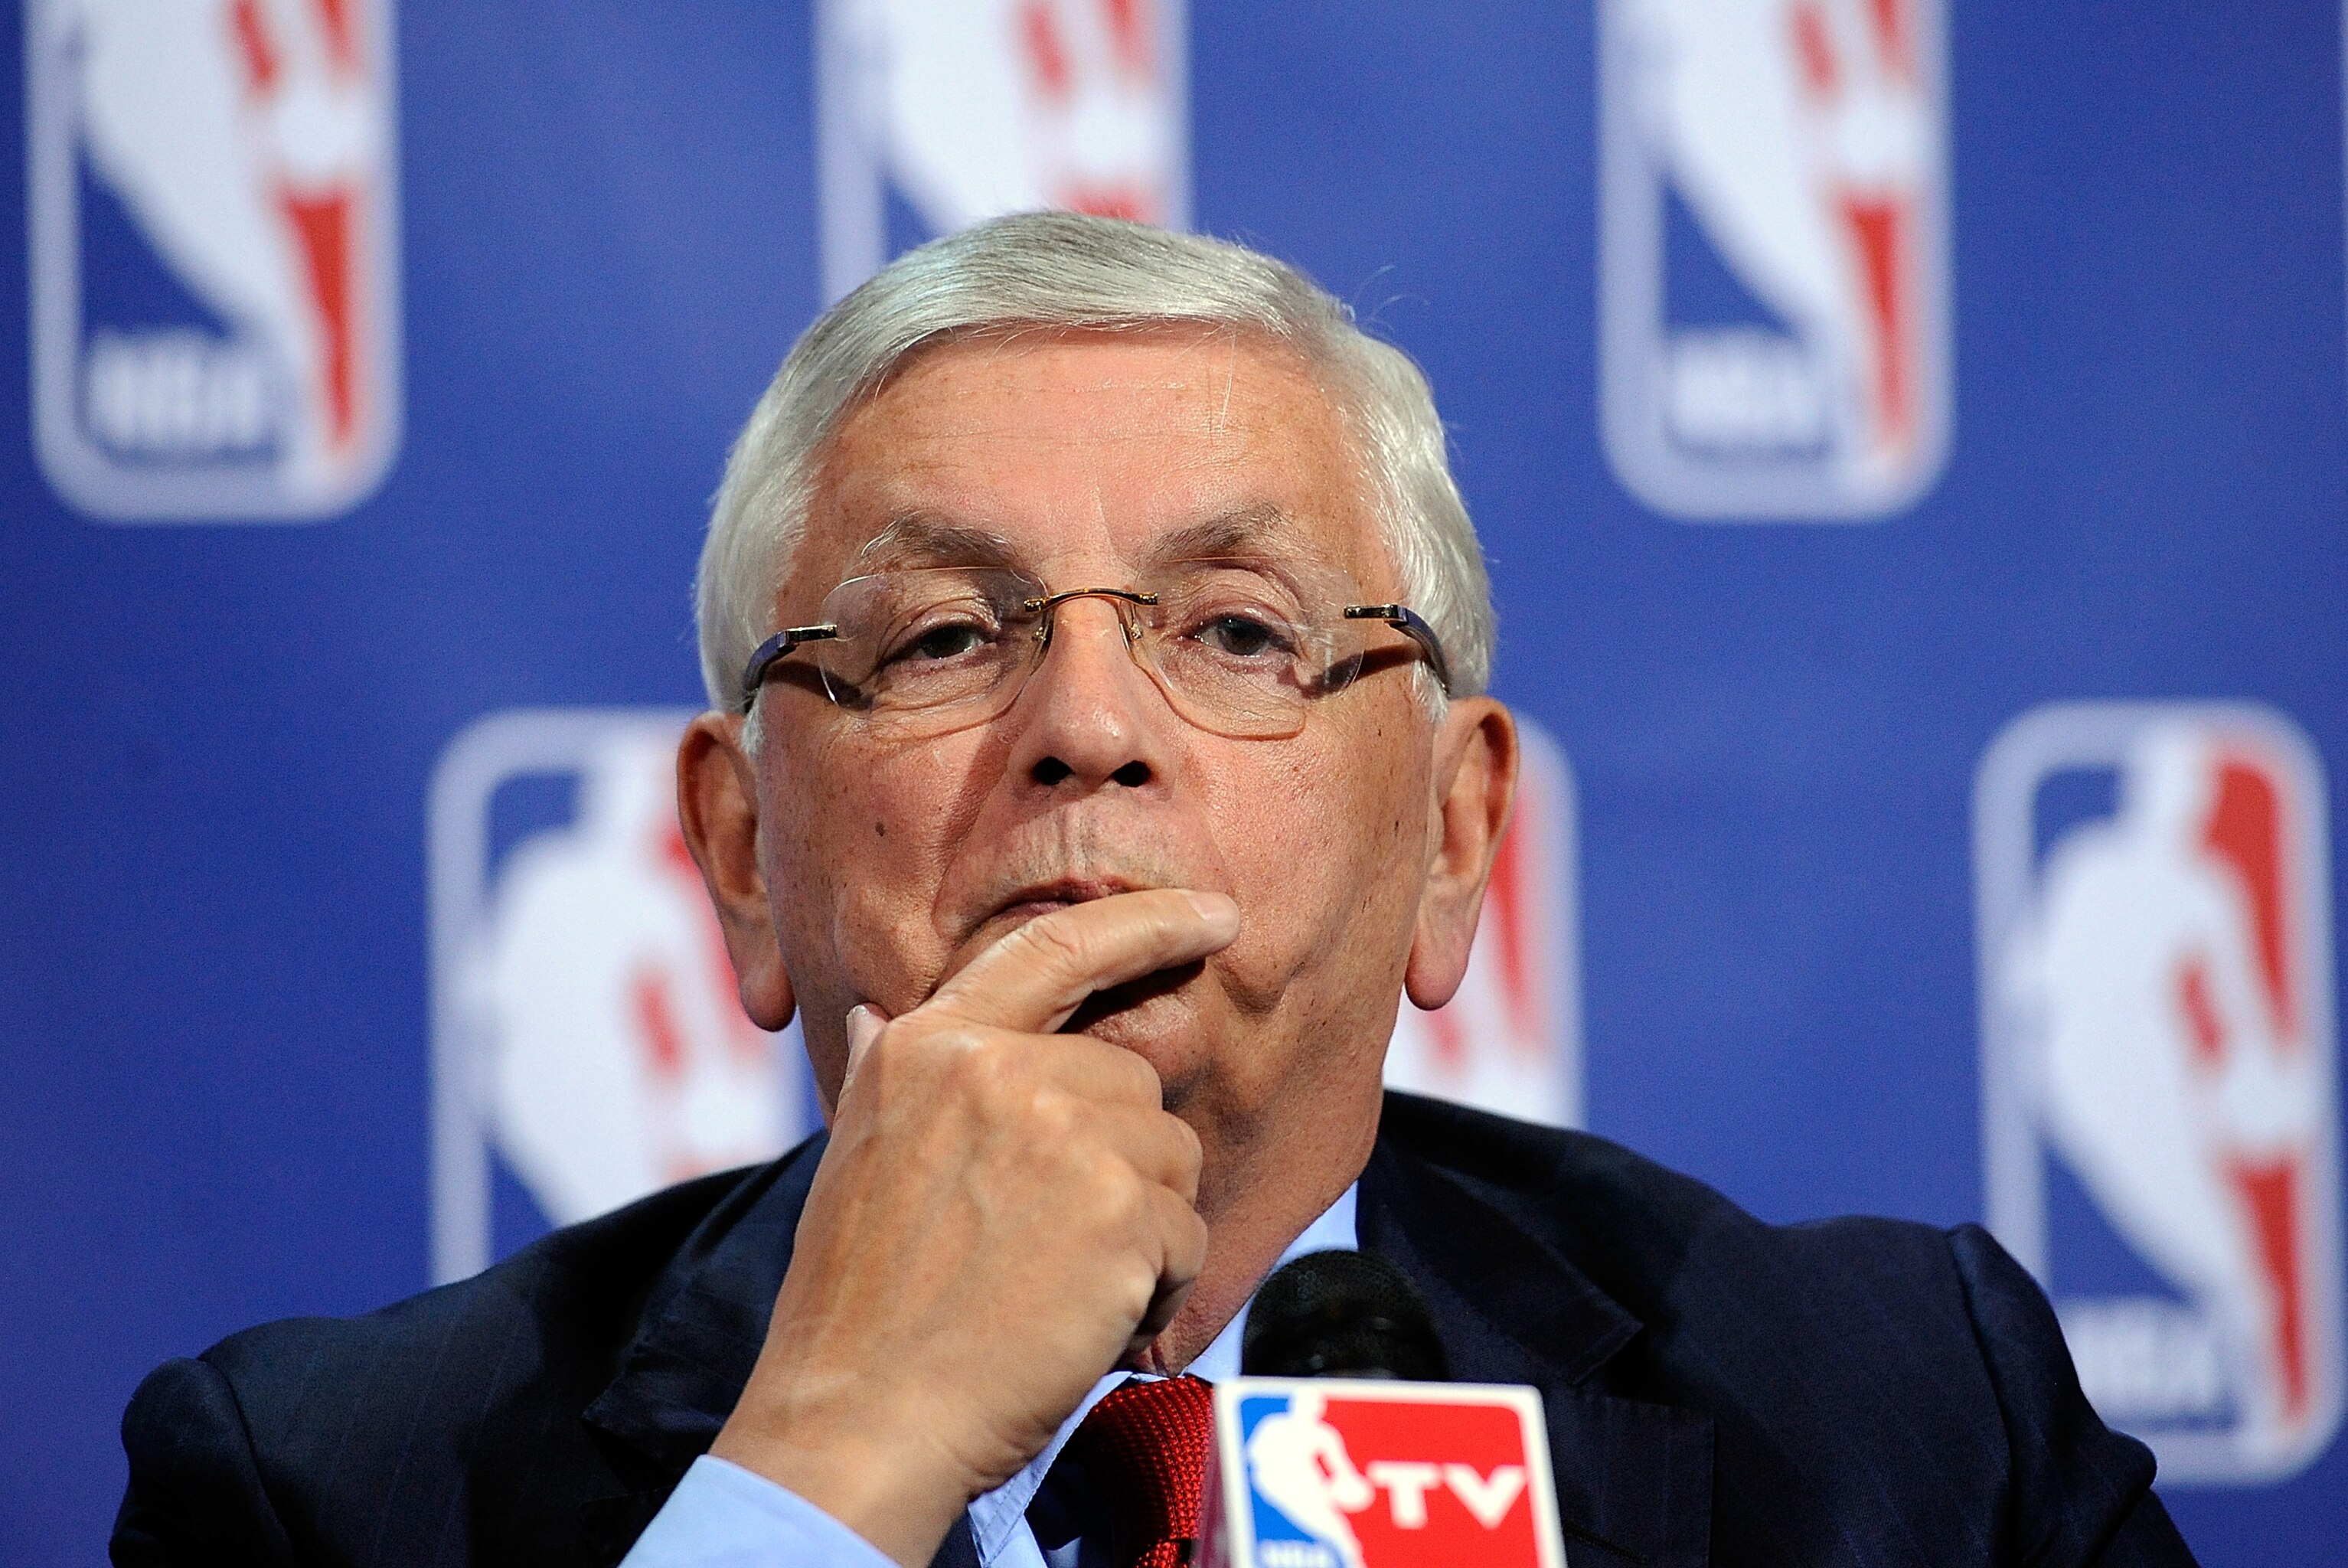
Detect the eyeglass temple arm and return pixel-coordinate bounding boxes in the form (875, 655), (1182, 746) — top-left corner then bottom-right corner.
(739, 624), (841, 712)
(1344, 604), (1452, 695)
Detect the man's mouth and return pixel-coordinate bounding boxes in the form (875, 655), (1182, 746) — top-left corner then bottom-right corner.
(956, 871), (1212, 1035)
(984, 876), (1146, 928)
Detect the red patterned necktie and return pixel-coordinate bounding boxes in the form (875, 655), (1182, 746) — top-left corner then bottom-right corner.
(1063, 1374), (1216, 1568)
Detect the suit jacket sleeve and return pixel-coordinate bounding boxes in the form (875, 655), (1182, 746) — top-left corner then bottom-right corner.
(113, 1355), (298, 1568)
(1945, 1224), (2199, 1567)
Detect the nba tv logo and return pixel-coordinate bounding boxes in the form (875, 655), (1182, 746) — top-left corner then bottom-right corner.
(1977, 702), (2345, 1481)
(1220, 1382), (1564, 1568)
(1598, 0), (1950, 519)
(27, 0), (402, 521)
(427, 710), (806, 1285)
(815, 0), (1188, 299)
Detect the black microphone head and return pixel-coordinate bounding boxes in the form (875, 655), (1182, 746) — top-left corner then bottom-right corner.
(1241, 1249), (1450, 1381)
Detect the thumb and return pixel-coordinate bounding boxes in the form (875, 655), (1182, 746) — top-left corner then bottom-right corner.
(836, 1002), (891, 1106)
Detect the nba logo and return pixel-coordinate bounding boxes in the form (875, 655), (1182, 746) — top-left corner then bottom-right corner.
(1207, 1380), (1565, 1568)
(1597, 0), (1950, 519)
(1977, 702), (2345, 1481)
(815, 0), (1188, 299)
(27, 0), (402, 521)
(427, 710), (808, 1284)
(1384, 720), (1582, 1129)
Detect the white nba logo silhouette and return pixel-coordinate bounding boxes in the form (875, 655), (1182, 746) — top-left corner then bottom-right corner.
(27, 0), (402, 519)
(1977, 703), (2345, 1482)
(429, 711), (804, 1284)
(1598, 0), (1949, 518)
(815, 0), (1187, 299)
(1384, 722), (1582, 1130)
(1246, 1389), (1373, 1567)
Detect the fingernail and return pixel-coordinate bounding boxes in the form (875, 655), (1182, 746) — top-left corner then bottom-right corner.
(844, 1004), (883, 1055)
(1185, 891), (1241, 937)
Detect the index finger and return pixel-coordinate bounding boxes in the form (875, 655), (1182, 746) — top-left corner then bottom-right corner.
(925, 890), (1240, 1035)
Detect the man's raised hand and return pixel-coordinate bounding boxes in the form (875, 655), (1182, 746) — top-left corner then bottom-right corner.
(708, 890), (1239, 1568)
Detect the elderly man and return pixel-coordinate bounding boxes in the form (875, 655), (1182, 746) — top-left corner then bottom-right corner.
(113, 214), (2195, 1568)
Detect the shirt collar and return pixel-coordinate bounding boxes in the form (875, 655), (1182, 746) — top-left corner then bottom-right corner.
(964, 1182), (1360, 1564)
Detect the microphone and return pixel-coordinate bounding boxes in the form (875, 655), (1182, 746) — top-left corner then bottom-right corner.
(1241, 1250), (1449, 1382)
(1198, 1250), (1567, 1567)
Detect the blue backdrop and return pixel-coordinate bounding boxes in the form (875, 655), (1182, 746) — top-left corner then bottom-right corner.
(4, 3), (2343, 1562)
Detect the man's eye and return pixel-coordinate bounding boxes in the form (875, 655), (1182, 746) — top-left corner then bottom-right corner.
(888, 620), (994, 664)
(1197, 614), (1291, 659)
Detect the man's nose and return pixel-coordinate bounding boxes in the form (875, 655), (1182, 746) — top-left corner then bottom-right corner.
(1009, 595), (1168, 791)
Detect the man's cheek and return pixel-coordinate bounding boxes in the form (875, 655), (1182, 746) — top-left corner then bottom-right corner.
(830, 850), (954, 1010)
(1229, 763), (1388, 897)
(1213, 835), (1362, 1004)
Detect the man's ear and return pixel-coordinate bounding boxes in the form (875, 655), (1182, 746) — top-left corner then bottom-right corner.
(677, 711), (797, 1032)
(1404, 697), (1519, 1011)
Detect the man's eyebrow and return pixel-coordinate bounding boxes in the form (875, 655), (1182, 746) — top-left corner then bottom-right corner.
(1145, 504), (1308, 565)
(851, 514), (1024, 572)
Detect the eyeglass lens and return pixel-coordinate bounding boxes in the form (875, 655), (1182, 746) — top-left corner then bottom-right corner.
(801, 560), (1402, 740)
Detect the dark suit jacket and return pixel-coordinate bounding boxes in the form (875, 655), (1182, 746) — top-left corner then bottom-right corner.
(114, 1092), (2197, 1566)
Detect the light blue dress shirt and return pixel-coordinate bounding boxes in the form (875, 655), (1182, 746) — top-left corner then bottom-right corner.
(622, 1184), (1360, 1568)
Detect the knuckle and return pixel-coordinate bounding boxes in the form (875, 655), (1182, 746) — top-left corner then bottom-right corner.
(964, 1044), (1095, 1141)
(1110, 1255), (1159, 1316)
(1171, 1199), (1208, 1254)
(1167, 1115), (1203, 1176)
(1023, 1083), (1083, 1142)
(1115, 1049), (1164, 1104)
(938, 1027), (1001, 1087)
(1078, 1149), (1145, 1224)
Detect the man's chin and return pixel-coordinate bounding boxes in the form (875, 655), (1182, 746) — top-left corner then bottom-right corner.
(1062, 971), (1213, 1091)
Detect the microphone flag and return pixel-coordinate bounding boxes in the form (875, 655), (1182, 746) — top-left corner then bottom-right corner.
(1197, 1377), (1568, 1568)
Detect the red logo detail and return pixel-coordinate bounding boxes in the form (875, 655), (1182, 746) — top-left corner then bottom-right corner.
(226, 0), (375, 458)
(2184, 752), (2313, 1423)
(1787, 0), (1923, 459)
(1320, 1398), (1543, 1564)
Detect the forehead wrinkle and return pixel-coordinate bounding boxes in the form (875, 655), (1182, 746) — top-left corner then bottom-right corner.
(852, 512), (1024, 573)
(1143, 503), (1314, 569)
(855, 501), (1320, 583)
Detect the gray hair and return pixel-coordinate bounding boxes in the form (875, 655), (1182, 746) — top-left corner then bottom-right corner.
(695, 211), (1494, 727)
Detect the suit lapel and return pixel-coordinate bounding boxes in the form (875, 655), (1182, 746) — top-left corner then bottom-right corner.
(1359, 1135), (1714, 1568)
(580, 1138), (825, 1475)
(926, 1515), (981, 1568)
(575, 1136), (991, 1568)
